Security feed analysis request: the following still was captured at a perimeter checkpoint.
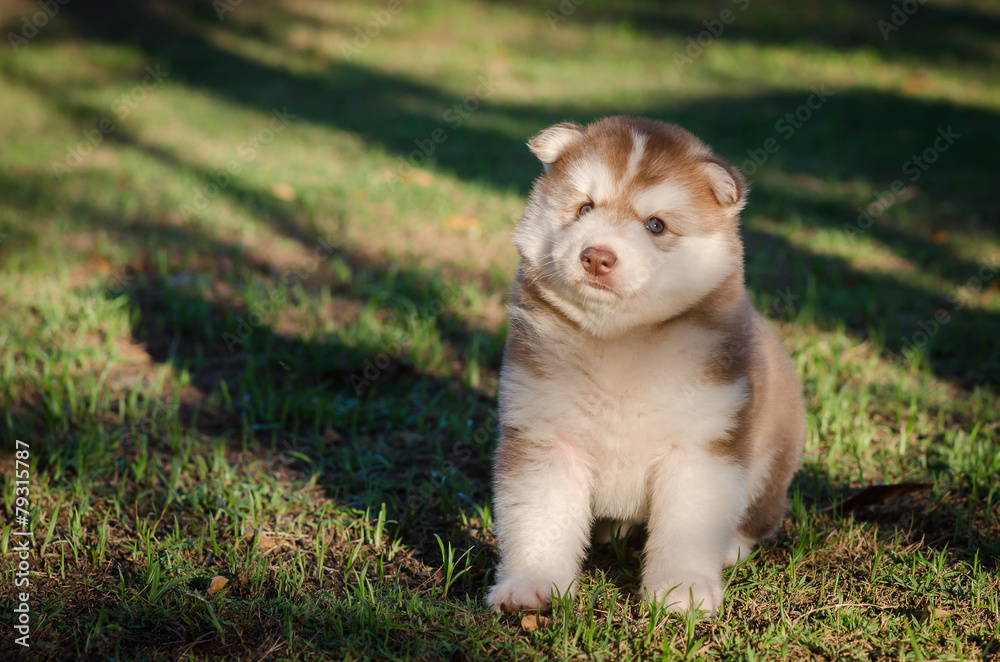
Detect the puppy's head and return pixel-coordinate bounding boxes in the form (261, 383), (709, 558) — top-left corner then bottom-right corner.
(513, 116), (747, 338)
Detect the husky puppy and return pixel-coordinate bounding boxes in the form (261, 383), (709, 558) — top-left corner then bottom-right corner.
(487, 117), (805, 615)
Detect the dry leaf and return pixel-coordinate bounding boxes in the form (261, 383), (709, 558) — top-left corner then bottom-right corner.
(445, 214), (482, 231)
(901, 72), (932, 94)
(405, 170), (434, 187)
(243, 528), (278, 550)
(919, 601), (952, 623)
(323, 427), (343, 444)
(269, 183), (296, 201)
(520, 613), (554, 631)
(209, 576), (229, 595)
(88, 250), (111, 274)
(821, 482), (932, 516)
(931, 229), (949, 243)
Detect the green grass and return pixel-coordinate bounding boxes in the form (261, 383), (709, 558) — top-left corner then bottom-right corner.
(1, 0), (999, 659)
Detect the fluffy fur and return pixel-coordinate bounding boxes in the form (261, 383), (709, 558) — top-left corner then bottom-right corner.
(487, 117), (806, 616)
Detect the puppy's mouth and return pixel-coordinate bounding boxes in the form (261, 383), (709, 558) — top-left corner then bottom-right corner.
(578, 276), (622, 298)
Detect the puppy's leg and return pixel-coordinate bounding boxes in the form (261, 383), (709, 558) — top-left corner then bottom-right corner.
(488, 435), (592, 613)
(642, 453), (748, 615)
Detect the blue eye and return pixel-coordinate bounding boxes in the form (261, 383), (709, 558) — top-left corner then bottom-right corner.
(646, 217), (665, 234)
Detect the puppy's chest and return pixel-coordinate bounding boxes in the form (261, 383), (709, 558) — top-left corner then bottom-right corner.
(504, 327), (747, 452)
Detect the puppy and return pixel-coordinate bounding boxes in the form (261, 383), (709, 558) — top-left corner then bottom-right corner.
(487, 117), (805, 616)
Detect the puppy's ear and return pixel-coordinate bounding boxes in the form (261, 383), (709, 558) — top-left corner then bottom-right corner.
(703, 157), (747, 210)
(528, 122), (584, 172)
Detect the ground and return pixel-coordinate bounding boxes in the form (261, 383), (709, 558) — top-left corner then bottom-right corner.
(0, 0), (998, 660)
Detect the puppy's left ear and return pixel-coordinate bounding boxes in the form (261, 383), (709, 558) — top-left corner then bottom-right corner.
(703, 157), (747, 211)
(528, 122), (584, 172)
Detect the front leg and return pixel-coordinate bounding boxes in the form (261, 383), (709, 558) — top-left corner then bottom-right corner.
(642, 452), (748, 615)
(488, 432), (593, 613)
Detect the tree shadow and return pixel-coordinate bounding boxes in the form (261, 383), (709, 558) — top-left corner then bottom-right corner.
(2, 0), (998, 587)
(487, 0), (1000, 68)
(9, 0), (1000, 387)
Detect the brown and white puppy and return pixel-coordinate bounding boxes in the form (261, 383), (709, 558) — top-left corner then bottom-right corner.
(487, 117), (805, 615)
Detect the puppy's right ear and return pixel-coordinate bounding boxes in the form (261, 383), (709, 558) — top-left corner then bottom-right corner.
(528, 122), (584, 172)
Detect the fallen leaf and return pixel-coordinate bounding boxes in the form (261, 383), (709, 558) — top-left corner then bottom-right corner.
(323, 427), (343, 444)
(820, 482), (933, 516)
(269, 183), (296, 201)
(168, 273), (196, 288)
(901, 71), (932, 94)
(212, 280), (233, 299)
(243, 528), (278, 550)
(405, 169), (434, 187)
(398, 431), (424, 444)
(919, 601), (953, 623)
(445, 214), (482, 231)
(209, 576), (229, 595)
(520, 613), (554, 631)
(88, 250), (111, 274)
(931, 229), (948, 243)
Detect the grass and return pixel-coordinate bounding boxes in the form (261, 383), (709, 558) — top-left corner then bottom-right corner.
(0, 0), (998, 659)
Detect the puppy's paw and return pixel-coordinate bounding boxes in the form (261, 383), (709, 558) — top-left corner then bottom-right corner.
(724, 532), (757, 567)
(643, 574), (722, 616)
(487, 575), (573, 613)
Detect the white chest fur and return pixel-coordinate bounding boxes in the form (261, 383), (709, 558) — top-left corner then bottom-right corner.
(498, 318), (749, 520)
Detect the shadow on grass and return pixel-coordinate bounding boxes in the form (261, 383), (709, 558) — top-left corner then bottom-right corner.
(0, 0), (981, 387)
(489, 0), (1000, 67)
(2, 0), (998, 567)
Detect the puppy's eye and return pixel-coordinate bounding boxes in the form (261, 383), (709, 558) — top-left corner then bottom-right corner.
(646, 217), (665, 235)
(577, 203), (593, 216)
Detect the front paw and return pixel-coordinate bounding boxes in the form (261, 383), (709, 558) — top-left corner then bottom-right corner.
(643, 574), (722, 615)
(487, 574), (574, 613)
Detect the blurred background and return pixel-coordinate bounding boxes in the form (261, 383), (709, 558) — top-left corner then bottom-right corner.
(1, 0), (998, 659)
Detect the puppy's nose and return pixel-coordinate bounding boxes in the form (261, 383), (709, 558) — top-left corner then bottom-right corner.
(580, 246), (617, 276)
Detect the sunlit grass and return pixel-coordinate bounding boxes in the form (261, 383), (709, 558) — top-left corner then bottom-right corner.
(1, 0), (998, 659)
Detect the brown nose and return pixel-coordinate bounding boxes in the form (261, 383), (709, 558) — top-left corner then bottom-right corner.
(580, 246), (617, 276)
